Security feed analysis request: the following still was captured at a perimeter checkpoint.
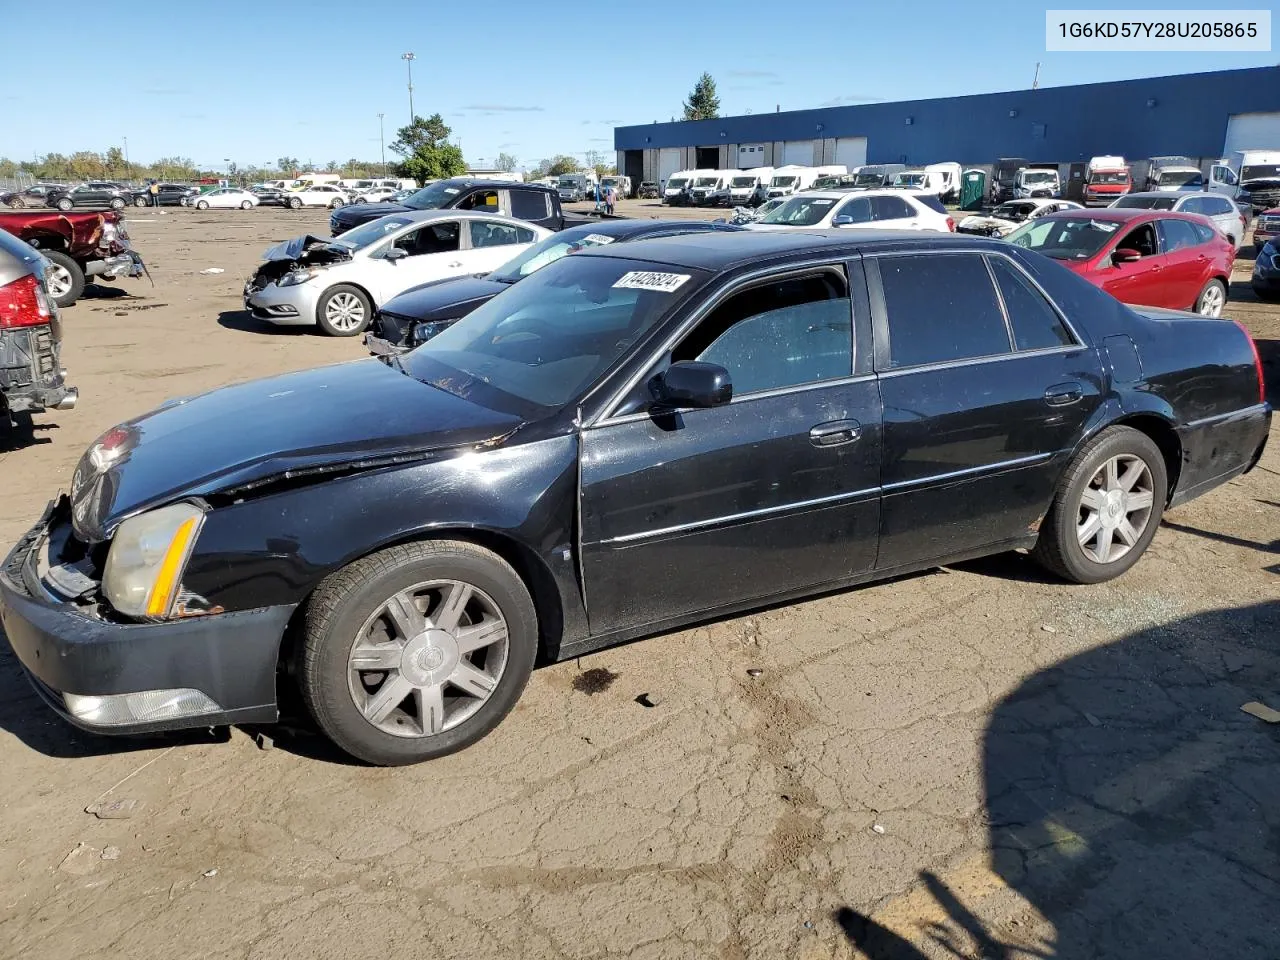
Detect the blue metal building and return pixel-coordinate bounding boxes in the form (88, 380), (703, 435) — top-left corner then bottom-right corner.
(613, 66), (1280, 187)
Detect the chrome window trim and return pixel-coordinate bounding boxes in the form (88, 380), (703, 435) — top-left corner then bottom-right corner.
(877, 343), (1086, 379)
(598, 485), (881, 546)
(587, 257), (858, 427)
(882, 452), (1054, 493)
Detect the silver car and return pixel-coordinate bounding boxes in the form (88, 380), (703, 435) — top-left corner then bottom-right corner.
(1111, 191), (1249, 249)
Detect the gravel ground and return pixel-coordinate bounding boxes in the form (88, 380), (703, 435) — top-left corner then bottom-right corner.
(0, 204), (1277, 960)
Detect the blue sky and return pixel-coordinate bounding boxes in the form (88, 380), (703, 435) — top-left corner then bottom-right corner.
(3, 0), (1274, 172)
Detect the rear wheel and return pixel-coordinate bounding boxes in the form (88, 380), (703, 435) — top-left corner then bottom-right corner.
(1194, 278), (1227, 317)
(298, 540), (538, 765)
(56, 198), (73, 211)
(134, 195), (147, 207)
(240, 199), (252, 209)
(330, 197), (345, 208)
(42, 251), (86, 308)
(1032, 426), (1167, 584)
(109, 197), (125, 210)
(316, 284), (372, 336)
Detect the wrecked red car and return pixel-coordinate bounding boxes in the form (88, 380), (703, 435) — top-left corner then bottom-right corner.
(0, 210), (146, 307)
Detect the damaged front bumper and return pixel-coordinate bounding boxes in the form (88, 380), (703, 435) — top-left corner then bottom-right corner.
(85, 249), (146, 281)
(0, 497), (292, 735)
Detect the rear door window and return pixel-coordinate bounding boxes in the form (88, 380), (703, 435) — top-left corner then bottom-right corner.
(988, 257), (1075, 351)
(511, 190), (551, 220)
(871, 195), (915, 221)
(878, 254), (1012, 368)
(1157, 219), (1201, 252)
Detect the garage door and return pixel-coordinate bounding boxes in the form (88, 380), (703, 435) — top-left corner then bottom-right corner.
(1224, 112), (1280, 155)
(658, 148), (683, 183)
(783, 140), (813, 166)
(737, 143), (767, 168)
(834, 137), (867, 169)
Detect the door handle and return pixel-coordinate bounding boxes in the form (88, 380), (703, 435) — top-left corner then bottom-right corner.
(809, 419), (862, 447)
(448, 261), (463, 268)
(1044, 383), (1083, 406)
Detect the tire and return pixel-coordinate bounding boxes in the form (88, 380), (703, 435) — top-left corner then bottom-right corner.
(289, 196), (302, 209)
(56, 198), (73, 212)
(298, 539), (538, 765)
(1194, 278), (1227, 317)
(330, 197), (345, 208)
(1032, 426), (1168, 584)
(196, 200), (209, 210)
(41, 251), (86, 308)
(9, 197), (25, 208)
(109, 197), (125, 210)
(316, 284), (372, 336)
(134, 195), (147, 207)
(240, 200), (252, 209)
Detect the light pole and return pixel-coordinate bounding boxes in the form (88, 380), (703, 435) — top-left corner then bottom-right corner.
(122, 136), (129, 174)
(223, 158), (233, 186)
(401, 52), (416, 123)
(378, 113), (386, 176)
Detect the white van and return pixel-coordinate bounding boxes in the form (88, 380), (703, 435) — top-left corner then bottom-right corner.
(663, 169), (697, 205)
(767, 165), (829, 198)
(1209, 150), (1280, 209)
(600, 175), (631, 198)
(891, 169), (937, 194)
(1014, 166), (1062, 199)
(690, 170), (739, 206)
(728, 167), (774, 206)
(925, 162), (963, 202)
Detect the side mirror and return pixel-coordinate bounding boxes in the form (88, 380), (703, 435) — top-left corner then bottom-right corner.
(652, 361), (732, 409)
(1112, 248), (1142, 264)
(831, 215), (854, 227)
(384, 247), (408, 262)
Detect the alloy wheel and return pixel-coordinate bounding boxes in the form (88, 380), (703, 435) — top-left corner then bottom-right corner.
(324, 291), (366, 331)
(1197, 283), (1225, 317)
(346, 579), (510, 737)
(45, 264), (73, 299)
(1076, 454), (1155, 564)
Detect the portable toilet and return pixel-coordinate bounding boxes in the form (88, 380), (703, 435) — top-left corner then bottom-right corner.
(959, 169), (987, 211)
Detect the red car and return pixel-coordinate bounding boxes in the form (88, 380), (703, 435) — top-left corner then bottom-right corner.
(1254, 207), (1280, 248)
(1006, 208), (1234, 317)
(0, 210), (145, 308)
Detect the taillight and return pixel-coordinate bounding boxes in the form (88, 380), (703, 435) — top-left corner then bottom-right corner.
(0, 273), (51, 329)
(1231, 318), (1266, 404)
(946, 216), (956, 232)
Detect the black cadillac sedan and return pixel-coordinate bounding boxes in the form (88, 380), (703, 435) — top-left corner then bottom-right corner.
(0, 232), (1269, 765)
(366, 218), (743, 355)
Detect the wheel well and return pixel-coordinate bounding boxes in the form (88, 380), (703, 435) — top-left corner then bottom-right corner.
(1111, 414), (1182, 500)
(277, 528), (567, 684)
(24, 231), (68, 253)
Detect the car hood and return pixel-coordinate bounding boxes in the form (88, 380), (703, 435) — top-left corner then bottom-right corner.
(380, 275), (509, 321)
(261, 234), (348, 261)
(70, 359), (522, 542)
(334, 201), (413, 222)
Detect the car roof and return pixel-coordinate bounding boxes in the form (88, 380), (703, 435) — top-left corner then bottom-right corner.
(441, 177), (553, 193)
(560, 219), (742, 241)
(1041, 207), (1203, 223)
(373, 209), (548, 227)
(788, 189), (927, 201)
(578, 229), (1006, 272)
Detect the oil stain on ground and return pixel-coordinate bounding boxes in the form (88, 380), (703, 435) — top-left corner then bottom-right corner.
(571, 667), (618, 695)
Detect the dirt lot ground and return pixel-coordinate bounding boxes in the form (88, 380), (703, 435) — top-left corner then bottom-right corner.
(1, 202), (1278, 960)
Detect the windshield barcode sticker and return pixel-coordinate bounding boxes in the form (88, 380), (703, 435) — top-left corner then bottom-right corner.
(613, 271), (691, 293)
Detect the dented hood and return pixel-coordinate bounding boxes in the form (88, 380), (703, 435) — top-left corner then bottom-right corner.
(261, 234), (350, 261)
(71, 359), (522, 542)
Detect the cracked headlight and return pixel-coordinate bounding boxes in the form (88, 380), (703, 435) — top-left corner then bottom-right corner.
(278, 268), (319, 287)
(103, 502), (205, 619)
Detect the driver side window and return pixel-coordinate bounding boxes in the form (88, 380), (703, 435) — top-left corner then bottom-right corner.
(1117, 223), (1158, 257)
(394, 221), (460, 257)
(671, 270), (853, 396)
(836, 197), (872, 223)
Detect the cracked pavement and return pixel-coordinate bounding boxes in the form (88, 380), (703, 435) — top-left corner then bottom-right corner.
(0, 205), (1277, 959)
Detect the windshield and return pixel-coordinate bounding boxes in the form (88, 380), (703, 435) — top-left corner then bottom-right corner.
(1006, 217), (1120, 260)
(770, 176), (799, 188)
(666, 178), (689, 189)
(895, 174), (926, 187)
(758, 195), (838, 226)
(853, 173), (883, 186)
(1242, 164), (1280, 181)
(334, 216), (414, 249)
(730, 177), (757, 188)
(1113, 195), (1176, 211)
(404, 180), (464, 210)
(1157, 170), (1202, 188)
(1090, 171), (1129, 185)
(401, 256), (706, 415)
(489, 228), (620, 281)
(1023, 171), (1056, 184)
(693, 177), (719, 188)
(992, 203), (1035, 220)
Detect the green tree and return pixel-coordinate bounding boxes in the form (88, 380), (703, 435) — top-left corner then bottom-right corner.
(325, 160), (338, 172)
(389, 114), (466, 184)
(104, 146), (126, 177)
(682, 72), (720, 121)
(544, 154), (579, 177)
(277, 156), (300, 174)
(495, 152), (518, 173)
(0, 157), (18, 179)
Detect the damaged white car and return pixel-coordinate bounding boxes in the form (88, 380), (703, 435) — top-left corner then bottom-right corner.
(956, 199), (1083, 238)
(242, 211), (549, 336)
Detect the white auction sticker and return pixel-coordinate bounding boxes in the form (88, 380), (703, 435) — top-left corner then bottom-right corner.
(613, 271), (691, 293)
(582, 234), (615, 245)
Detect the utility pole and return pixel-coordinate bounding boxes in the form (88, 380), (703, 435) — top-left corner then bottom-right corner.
(378, 113), (386, 175)
(401, 52), (416, 123)
(122, 136), (129, 170)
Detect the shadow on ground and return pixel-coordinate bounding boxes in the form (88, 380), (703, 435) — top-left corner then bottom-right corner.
(837, 599), (1280, 959)
(216, 309), (310, 336)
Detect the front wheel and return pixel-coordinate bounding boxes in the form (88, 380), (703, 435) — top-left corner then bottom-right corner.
(9, 196), (25, 208)
(41, 250), (86, 308)
(1194, 278), (1227, 317)
(316, 284), (372, 336)
(289, 196), (302, 209)
(1032, 426), (1167, 584)
(330, 197), (345, 208)
(240, 199), (252, 209)
(196, 199), (209, 210)
(298, 540), (538, 765)
(134, 196), (147, 207)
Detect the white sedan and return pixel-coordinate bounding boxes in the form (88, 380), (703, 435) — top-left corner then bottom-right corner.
(191, 188), (260, 210)
(957, 199), (1083, 237)
(285, 184), (351, 209)
(746, 189), (955, 232)
(355, 186), (399, 204)
(243, 210), (551, 336)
